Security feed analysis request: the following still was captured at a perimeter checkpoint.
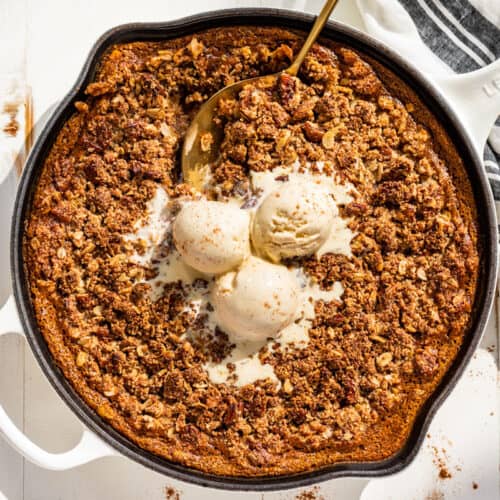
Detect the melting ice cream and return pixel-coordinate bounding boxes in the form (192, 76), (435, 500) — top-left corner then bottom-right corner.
(125, 161), (356, 387)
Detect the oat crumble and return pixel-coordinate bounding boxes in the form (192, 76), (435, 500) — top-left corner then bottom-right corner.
(25, 26), (479, 476)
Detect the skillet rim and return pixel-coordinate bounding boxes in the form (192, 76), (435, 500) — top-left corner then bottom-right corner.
(10, 8), (498, 491)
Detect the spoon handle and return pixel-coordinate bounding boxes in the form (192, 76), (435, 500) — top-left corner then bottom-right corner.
(286, 0), (339, 77)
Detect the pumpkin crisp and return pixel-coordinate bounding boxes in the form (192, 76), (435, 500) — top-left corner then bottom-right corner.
(24, 26), (479, 476)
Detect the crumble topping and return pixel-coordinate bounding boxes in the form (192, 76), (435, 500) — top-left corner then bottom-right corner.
(25, 26), (479, 476)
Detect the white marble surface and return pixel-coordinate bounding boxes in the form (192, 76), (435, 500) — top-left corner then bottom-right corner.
(0, 1), (498, 499)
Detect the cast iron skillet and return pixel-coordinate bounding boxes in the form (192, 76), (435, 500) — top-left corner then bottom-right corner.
(10, 8), (498, 491)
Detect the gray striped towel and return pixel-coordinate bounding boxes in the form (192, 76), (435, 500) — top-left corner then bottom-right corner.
(356, 0), (500, 208)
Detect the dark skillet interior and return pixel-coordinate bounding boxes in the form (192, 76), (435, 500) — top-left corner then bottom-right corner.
(11, 9), (497, 491)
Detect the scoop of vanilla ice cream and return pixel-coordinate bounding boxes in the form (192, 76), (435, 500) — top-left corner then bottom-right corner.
(173, 200), (250, 274)
(212, 256), (300, 342)
(251, 181), (337, 262)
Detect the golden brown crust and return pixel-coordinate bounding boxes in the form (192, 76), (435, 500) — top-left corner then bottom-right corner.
(24, 26), (479, 476)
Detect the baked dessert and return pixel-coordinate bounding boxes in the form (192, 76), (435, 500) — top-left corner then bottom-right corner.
(25, 26), (479, 476)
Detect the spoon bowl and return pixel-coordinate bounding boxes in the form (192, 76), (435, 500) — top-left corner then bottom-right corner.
(181, 0), (339, 188)
(182, 74), (277, 189)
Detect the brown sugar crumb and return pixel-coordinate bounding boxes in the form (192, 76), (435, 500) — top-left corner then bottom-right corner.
(295, 486), (325, 500)
(431, 445), (457, 481)
(439, 467), (452, 479)
(2, 102), (20, 136)
(426, 491), (444, 500)
(164, 486), (181, 500)
(24, 26), (480, 477)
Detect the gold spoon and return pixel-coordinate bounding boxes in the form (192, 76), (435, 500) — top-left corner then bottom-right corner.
(181, 0), (339, 189)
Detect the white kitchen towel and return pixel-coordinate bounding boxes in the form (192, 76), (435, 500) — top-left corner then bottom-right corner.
(356, 0), (500, 200)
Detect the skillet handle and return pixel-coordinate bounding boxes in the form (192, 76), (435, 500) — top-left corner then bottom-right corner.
(356, 0), (500, 156)
(0, 295), (118, 470)
(434, 60), (500, 156)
